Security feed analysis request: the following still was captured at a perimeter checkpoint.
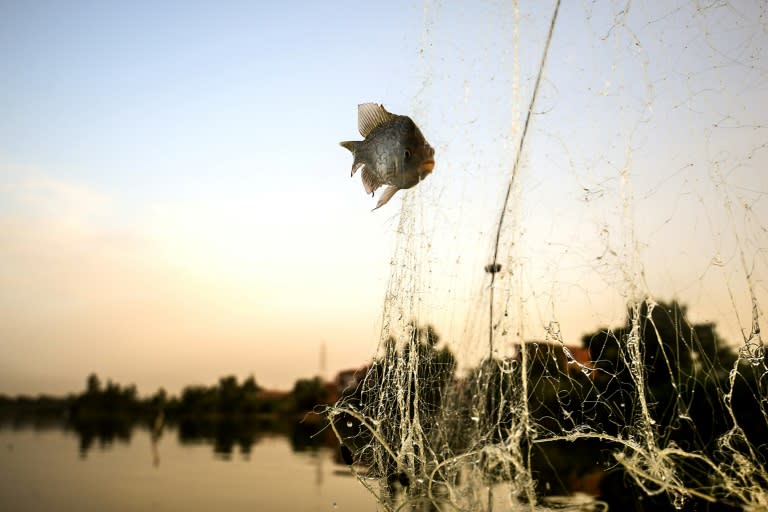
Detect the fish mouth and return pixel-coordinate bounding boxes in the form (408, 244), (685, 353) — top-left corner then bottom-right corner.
(421, 159), (435, 172)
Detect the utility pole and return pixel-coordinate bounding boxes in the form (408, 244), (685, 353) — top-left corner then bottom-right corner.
(319, 340), (327, 381)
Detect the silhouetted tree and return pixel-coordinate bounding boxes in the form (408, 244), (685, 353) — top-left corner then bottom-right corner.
(292, 377), (327, 411)
(242, 375), (261, 393)
(218, 375), (240, 415)
(150, 388), (167, 408)
(86, 373), (101, 395)
(576, 299), (753, 510)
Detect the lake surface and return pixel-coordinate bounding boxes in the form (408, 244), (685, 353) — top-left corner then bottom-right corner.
(0, 423), (378, 512)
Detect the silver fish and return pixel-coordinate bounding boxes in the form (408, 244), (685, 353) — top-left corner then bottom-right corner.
(340, 103), (435, 210)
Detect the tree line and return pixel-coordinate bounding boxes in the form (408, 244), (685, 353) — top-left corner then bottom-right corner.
(0, 372), (331, 424)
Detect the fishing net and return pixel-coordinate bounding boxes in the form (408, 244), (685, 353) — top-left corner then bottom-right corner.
(328, 1), (767, 510)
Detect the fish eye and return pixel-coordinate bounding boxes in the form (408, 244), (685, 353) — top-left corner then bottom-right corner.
(404, 149), (412, 160)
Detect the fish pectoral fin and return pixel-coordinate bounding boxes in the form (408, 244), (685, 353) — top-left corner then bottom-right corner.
(358, 103), (395, 137)
(361, 167), (381, 195)
(373, 186), (399, 210)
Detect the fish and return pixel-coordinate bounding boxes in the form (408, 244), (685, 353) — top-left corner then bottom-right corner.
(340, 103), (435, 210)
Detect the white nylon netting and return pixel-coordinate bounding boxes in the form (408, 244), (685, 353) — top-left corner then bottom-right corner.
(329, 1), (767, 510)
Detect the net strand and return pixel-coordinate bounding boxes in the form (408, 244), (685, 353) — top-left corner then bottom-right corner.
(487, 0), (562, 358)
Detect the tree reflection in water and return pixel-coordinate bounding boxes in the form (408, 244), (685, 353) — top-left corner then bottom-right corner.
(68, 416), (133, 458)
(64, 414), (335, 460)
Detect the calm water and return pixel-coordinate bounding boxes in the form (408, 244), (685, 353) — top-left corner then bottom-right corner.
(0, 424), (378, 512)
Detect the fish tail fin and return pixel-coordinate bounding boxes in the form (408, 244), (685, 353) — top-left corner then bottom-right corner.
(340, 141), (364, 176)
(373, 186), (399, 210)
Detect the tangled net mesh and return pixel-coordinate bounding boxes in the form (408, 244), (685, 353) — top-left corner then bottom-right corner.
(328, 1), (767, 510)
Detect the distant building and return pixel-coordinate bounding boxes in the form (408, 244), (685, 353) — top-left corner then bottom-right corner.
(327, 365), (371, 403)
(565, 346), (591, 366)
(514, 342), (593, 377)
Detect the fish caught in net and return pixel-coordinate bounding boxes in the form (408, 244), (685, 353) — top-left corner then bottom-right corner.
(328, 1), (767, 510)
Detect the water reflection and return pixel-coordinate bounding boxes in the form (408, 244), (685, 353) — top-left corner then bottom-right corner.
(70, 416), (133, 458)
(0, 418), (377, 512)
(177, 416), (333, 458)
(13, 414), (337, 461)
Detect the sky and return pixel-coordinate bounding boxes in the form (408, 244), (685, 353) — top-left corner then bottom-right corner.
(1, 1), (767, 396)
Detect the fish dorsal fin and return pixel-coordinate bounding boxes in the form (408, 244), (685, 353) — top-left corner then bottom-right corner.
(358, 103), (395, 137)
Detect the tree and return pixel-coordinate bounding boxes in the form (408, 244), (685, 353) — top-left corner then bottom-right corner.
(580, 299), (738, 450)
(86, 373), (101, 395)
(242, 375), (261, 393)
(293, 377), (327, 411)
(218, 375), (240, 414)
